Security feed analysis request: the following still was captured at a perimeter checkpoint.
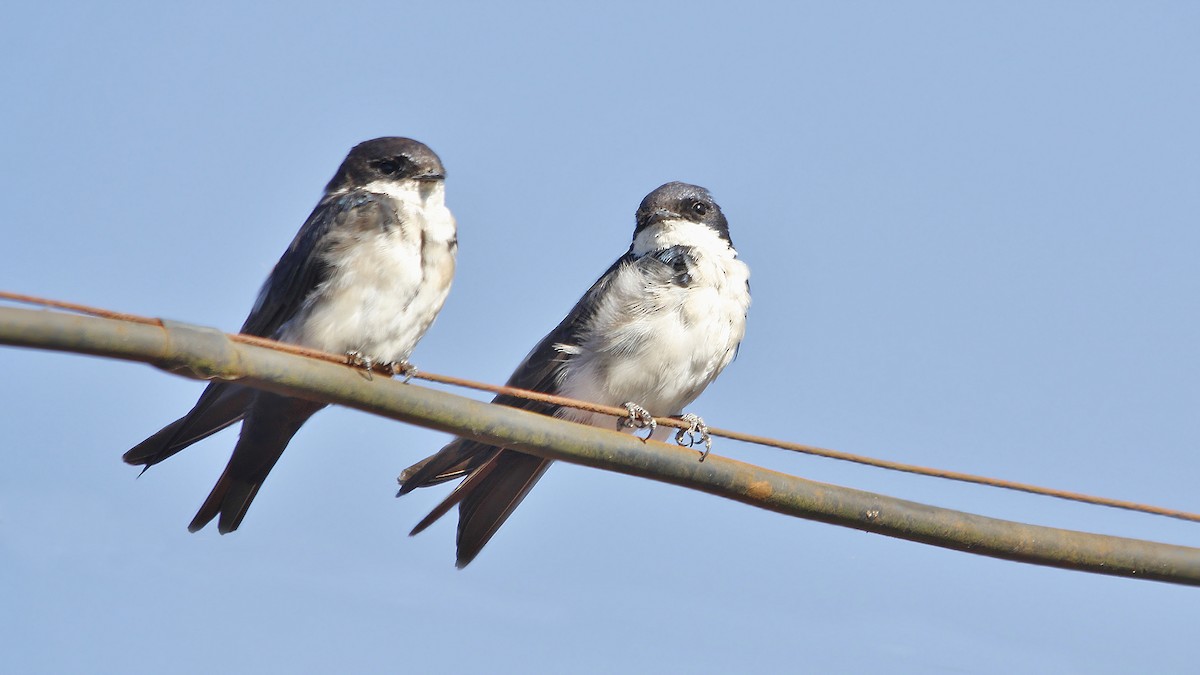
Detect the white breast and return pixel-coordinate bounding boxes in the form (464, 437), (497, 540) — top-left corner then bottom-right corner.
(281, 183), (457, 363)
(558, 219), (750, 429)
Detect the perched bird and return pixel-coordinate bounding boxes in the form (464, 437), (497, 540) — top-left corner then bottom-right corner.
(125, 137), (458, 534)
(398, 181), (750, 567)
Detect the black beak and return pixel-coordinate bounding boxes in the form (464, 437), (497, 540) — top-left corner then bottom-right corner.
(645, 208), (681, 226)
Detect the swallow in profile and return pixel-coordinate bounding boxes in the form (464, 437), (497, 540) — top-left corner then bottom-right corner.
(397, 181), (750, 567)
(125, 137), (458, 533)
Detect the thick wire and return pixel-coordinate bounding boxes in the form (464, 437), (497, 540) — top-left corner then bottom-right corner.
(4, 289), (1198, 524)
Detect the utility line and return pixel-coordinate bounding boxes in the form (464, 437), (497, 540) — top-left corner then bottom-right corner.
(2, 289), (1197, 524)
(4, 302), (1200, 586)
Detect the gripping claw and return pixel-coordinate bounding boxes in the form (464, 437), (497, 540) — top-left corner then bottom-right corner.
(675, 413), (712, 461)
(345, 350), (375, 380)
(347, 353), (417, 382)
(382, 360), (418, 383)
(618, 401), (656, 440)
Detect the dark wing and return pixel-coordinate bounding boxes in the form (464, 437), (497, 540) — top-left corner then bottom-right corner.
(398, 253), (638, 566)
(398, 252), (636, 492)
(501, 255), (633, 394)
(123, 382), (253, 467)
(125, 190), (392, 469)
(239, 189), (396, 339)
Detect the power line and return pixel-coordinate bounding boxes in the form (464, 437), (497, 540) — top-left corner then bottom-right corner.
(4, 301), (1200, 586)
(3, 289), (1198, 524)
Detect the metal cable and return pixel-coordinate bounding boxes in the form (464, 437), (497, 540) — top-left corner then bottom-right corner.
(3, 289), (1197, 523)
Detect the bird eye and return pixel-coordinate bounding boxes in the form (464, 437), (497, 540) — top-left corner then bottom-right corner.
(691, 201), (709, 216)
(377, 159), (402, 175)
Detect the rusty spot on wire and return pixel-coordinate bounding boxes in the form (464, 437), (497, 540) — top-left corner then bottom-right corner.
(747, 480), (773, 500)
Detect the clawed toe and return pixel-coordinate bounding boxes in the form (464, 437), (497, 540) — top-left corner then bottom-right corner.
(674, 413), (712, 461)
(345, 350), (375, 379)
(618, 401), (657, 440)
(346, 352), (417, 382)
(385, 360), (418, 383)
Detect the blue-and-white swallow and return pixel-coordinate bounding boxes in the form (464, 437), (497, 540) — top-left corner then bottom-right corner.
(125, 137), (458, 534)
(397, 181), (750, 567)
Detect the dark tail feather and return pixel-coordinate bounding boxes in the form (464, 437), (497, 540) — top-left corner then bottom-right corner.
(124, 383), (253, 468)
(187, 468), (263, 534)
(454, 451), (552, 568)
(397, 438), (498, 496)
(409, 457), (501, 536)
(187, 392), (323, 533)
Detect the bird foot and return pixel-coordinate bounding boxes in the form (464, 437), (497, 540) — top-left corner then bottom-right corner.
(383, 360), (418, 382)
(674, 413), (712, 462)
(618, 401), (656, 440)
(345, 352), (416, 382)
(345, 350), (376, 379)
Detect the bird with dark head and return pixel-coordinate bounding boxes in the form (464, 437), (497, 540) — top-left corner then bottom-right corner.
(125, 136), (458, 534)
(398, 181), (750, 568)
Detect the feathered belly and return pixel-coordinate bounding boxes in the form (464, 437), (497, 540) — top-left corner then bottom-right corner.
(561, 287), (746, 420)
(282, 233), (454, 362)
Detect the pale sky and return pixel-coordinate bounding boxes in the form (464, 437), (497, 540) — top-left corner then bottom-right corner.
(3, 2), (1199, 672)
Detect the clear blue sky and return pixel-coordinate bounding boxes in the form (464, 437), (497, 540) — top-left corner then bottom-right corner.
(3, 2), (1198, 672)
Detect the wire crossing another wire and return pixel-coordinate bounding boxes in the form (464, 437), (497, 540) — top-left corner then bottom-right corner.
(3, 289), (1198, 524)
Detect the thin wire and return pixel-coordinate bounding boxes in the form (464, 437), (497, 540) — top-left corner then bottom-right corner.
(4, 289), (1199, 524)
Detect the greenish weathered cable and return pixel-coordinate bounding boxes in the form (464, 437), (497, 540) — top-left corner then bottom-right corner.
(2, 304), (1199, 586)
(4, 289), (1198, 524)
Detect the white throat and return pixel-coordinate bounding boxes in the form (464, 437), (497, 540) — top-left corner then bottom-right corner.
(358, 179), (446, 210)
(351, 179), (454, 243)
(631, 218), (731, 257)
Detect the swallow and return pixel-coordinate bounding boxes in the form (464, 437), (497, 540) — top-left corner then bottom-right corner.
(125, 137), (457, 533)
(398, 181), (749, 567)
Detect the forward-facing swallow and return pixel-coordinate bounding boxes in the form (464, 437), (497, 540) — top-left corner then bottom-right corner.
(125, 137), (457, 533)
(397, 181), (750, 567)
